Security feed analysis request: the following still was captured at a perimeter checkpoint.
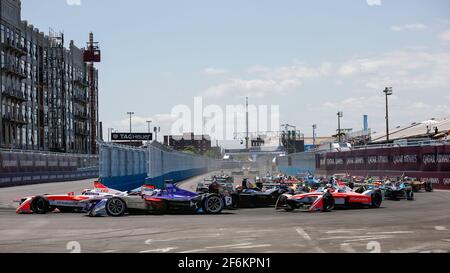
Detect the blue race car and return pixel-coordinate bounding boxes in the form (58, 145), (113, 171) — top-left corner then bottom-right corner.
(384, 181), (414, 201)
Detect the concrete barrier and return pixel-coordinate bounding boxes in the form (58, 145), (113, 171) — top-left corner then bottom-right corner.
(0, 149), (98, 188)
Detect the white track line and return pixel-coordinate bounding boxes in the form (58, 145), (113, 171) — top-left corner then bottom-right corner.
(320, 235), (393, 241)
(435, 226), (448, 231)
(366, 231), (414, 235)
(295, 227), (312, 241)
(236, 230), (274, 233)
(205, 243), (252, 249)
(295, 227), (325, 253)
(324, 229), (367, 234)
(233, 244), (272, 249)
(140, 247), (177, 253)
(340, 243), (356, 253)
(344, 236), (394, 242)
(180, 249), (207, 253)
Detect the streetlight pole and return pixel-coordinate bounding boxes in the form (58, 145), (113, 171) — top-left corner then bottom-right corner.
(127, 112), (135, 133)
(337, 111), (343, 143)
(108, 128), (114, 142)
(146, 121), (152, 145)
(383, 87), (393, 143)
(245, 97), (249, 150)
(312, 124), (317, 147)
(146, 120), (152, 133)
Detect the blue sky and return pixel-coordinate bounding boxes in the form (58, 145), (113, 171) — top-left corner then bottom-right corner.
(21, 0), (450, 146)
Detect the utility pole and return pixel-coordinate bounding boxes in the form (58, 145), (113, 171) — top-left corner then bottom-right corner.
(127, 112), (134, 133)
(108, 128), (114, 142)
(146, 120), (152, 133)
(337, 111), (343, 143)
(245, 97), (249, 150)
(383, 87), (393, 143)
(312, 124), (317, 147)
(154, 126), (160, 142)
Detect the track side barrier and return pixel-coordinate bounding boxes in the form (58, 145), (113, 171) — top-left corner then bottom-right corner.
(99, 141), (222, 191)
(276, 151), (316, 176)
(0, 149), (98, 188)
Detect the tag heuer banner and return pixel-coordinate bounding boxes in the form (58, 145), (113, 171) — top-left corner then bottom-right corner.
(111, 133), (153, 141)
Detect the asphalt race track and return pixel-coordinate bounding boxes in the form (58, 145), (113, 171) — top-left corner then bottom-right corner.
(0, 171), (449, 253)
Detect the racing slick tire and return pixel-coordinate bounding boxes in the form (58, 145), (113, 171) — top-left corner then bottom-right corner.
(230, 193), (240, 209)
(276, 195), (294, 212)
(203, 194), (224, 214)
(31, 196), (50, 214)
(425, 183), (433, 192)
(406, 191), (414, 201)
(105, 197), (127, 217)
(370, 191), (383, 208)
(322, 193), (334, 212)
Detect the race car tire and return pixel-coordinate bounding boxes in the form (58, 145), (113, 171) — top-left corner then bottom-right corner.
(407, 191), (414, 201)
(203, 195), (224, 214)
(322, 194), (334, 212)
(425, 183), (433, 192)
(31, 196), (50, 214)
(231, 193), (239, 209)
(370, 191), (383, 208)
(105, 197), (127, 217)
(276, 195), (294, 212)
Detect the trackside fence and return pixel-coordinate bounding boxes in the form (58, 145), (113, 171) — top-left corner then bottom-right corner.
(276, 151), (316, 176)
(0, 149), (98, 188)
(99, 141), (222, 191)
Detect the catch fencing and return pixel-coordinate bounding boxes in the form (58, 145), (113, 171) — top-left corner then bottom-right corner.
(99, 141), (222, 191)
(276, 151), (316, 175)
(0, 149), (98, 187)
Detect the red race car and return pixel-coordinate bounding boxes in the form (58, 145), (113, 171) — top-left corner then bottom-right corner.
(275, 185), (383, 212)
(16, 181), (122, 214)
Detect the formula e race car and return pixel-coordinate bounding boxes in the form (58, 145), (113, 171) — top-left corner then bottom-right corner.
(384, 181), (415, 200)
(405, 178), (433, 192)
(16, 181), (122, 214)
(235, 187), (287, 208)
(89, 181), (231, 217)
(275, 185), (383, 212)
(230, 178), (287, 208)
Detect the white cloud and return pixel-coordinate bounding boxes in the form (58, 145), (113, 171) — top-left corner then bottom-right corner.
(203, 67), (227, 75)
(204, 62), (331, 97)
(112, 114), (178, 133)
(391, 24), (427, 32)
(316, 95), (450, 133)
(366, 0), (381, 6)
(338, 51), (450, 90)
(205, 78), (302, 98)
(439, 29), (450, 42)
(66, 0), (81, 6)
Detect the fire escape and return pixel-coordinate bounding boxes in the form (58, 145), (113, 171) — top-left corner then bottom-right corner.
(83, 33), (101, 155)
(0, 36), (28, 148)
(47, 30), (67, 153)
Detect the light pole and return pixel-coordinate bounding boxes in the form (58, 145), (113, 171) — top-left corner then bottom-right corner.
(146, 121), (152, 145)
(108, 128), (114, 142)
(127, 112), (135, 133)
(312, 124), (317, 147)
(146, 120), (152, 133)
(383, 87), (393, 143)
(245, 97), (249, 150)
(337, 111), (343, 143)
(153, 126), (160, 142)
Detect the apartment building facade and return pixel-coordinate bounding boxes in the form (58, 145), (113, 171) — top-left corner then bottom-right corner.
(0, 0), (98, 154)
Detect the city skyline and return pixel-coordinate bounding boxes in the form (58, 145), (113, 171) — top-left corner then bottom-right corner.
(21, 0), (450, 146)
